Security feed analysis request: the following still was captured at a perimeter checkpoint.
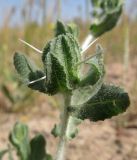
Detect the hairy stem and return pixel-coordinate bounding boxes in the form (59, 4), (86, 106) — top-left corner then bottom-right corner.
(81, 34), (94, 52)
(54, 94), (71, 160)
(80, 34), (95, 77)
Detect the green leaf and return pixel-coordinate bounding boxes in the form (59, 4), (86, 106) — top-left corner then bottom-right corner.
(30, 134), (52, 160)
(69, 84), (130, 121)
(71, 45), (105, 106)
(79, 65), (100, 87)
(9, 122), (30, 160)
(51, 124), (61, 138)
(14, 52), (34, 82)
(55, 21), (66, 37)
(90, 0), (123, 37)
(9, 123), (52, 160)
(55, 21), (79, 38)
(42, 33), (81, 95)
(51, 117), (81, 140)
(14, 52), (46, 93)
(66, 23), (79, 38)
(66, 116), (82, 140)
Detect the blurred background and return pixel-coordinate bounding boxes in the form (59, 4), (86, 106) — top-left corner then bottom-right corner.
(0, 0), (137, 160)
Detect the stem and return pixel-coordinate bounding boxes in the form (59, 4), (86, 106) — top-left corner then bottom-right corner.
(81, 34), (94, 52)
(80, 34), (95, 77)
(54, 33), (95, 160)
(54, 94), (71, 160)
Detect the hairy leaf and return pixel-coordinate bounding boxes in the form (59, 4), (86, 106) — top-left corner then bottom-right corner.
(69, 84), (130, 121)
(90, 0), (123, 37)
(51, 124), (61, 138)
(42, 33), (81, 95)
(30, 134), (52, 160)
(14, 52), (46, 93)
(66, 116), (82, 140)
(9, 122), (30, 160)
(71, 45), (105, 106)
(55, 21), (66, 36)
(66, 23), (79, 38)
(55, 21), (79, 38)
(51, 117), (81, 140)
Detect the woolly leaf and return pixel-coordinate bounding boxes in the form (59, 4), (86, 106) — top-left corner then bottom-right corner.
(51, 117), (81, 140)
(30, 134), (52, 160)
(55, 21), (66, 36)
(9, 122), (30, 160)
(55, 21), (79, 38)
(51, 124), (61, 138)
(69, 84), (130, 121)
(14, 52), (46, 93)
(66, 23), (79, 38)
(71, 45), (105, 106)
(90, 0), (123, 37)
(66, 116), (82, 140)
(42, 33), (81, 95)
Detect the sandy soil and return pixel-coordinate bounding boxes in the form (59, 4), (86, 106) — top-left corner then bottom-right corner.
(1, 104), (137, 160)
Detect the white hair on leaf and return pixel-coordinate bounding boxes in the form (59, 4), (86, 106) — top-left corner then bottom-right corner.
(27, 76), (46, 85)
